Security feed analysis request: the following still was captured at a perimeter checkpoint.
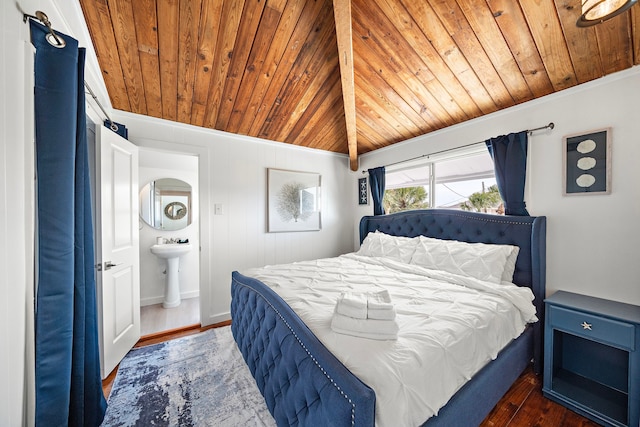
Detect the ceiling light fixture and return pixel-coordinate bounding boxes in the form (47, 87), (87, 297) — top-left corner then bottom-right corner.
(577, 0), (638, 26)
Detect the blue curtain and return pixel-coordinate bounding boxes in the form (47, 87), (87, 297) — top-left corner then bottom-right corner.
(30, 20), (107, 426)
(104, 120), (128, 139)
(368, 166), (386, 215)
(485, 130), (530, 216)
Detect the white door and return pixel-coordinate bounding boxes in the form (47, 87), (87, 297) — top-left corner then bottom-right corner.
(95, 125), (140, 379)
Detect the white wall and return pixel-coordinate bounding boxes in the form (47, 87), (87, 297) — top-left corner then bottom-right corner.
(356, 67), (640, 306)
(114, 111), (355, 326)
(139, 150), (200, 305)
(1, 3), (34, 425)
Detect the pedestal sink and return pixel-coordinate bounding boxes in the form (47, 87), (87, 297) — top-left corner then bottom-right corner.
(150, 243), (192, 308)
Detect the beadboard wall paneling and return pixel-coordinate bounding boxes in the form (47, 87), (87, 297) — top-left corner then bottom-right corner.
(115, 110), (353, 326)
(356, 67), (640, 307)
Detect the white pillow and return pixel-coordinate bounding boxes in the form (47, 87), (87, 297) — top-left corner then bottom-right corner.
(501, 246), (520, 283)
(357, 231), (419, 263)
(410, 236), (518, 284)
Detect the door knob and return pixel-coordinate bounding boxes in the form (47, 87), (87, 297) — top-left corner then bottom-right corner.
(104, 261), (119, 270)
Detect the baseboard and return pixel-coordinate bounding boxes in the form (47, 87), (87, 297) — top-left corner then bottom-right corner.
(202, 311), (232, 326)
(141, 290), (199, 307)
(136, 319), (232, 348)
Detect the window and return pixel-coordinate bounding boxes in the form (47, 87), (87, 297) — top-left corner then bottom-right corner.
(383, 144), (503, 214)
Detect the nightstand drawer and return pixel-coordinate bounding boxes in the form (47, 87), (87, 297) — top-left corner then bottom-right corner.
(548, 305), (636, 350)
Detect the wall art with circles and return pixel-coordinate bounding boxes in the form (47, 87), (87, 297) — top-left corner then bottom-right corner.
(563, 127), (611, 196)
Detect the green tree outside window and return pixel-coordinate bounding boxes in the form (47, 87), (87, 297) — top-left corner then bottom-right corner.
(383, 187), (429, 214)
(460, 184), (503, 213)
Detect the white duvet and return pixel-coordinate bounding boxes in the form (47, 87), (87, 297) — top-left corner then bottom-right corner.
(241, 253), (537, 427)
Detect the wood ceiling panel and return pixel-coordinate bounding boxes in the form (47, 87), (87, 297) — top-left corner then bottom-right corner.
(353, 49), (433, 132)
(277, 47), (340, 142)
(80, 0), (639, 168)
(131, 0), (162, 118)
(257, 0), (337, 141)
(80, 0), (131, 111)
(372, 0), (468, 123)
(267, 18), (339, 142)
(230, 0), (309, 135)
(594, 13), (634, 74)
(190, 0), (225, 126)
(555, 0), (604, 84)
(400, 0), (496, 116)
(486, 0), (555, 98)
(305, 100), (348, 153)
(286, 74), (343, 145)
(356, 77), (421, 140)
(355, 91), (408, 146)
(520, 0), (577, 91)
(351, 14), (438, 130)
(223, 2), (284, 133)
(109, 0), (148, 115)
(202, 0), (247, 128)
(215, 0), (268, 130)
(176, 0), (202, 123)
(156, 0), (179, 121)
(247, 0), (329, 137)
(457, 0), (534, 104)
(352, 0), (459, 127)
(429, 0), (516, 109)
(356, 124), (388, 153)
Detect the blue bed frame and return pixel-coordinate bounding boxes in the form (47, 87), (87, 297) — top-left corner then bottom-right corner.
(231, 209), (546, 426)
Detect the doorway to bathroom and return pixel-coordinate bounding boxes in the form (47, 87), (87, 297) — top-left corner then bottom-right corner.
(87, 117), (205, 377)
(140, 298), (200, 335)
(138, 149), (201, 336)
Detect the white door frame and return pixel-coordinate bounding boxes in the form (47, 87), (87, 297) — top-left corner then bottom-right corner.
(129, 138), (214, 326)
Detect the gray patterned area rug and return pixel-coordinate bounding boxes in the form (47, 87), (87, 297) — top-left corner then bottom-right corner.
(101, 326), (277, 426)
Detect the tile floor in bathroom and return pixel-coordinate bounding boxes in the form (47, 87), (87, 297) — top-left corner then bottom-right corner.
(140, 296), (200, 336)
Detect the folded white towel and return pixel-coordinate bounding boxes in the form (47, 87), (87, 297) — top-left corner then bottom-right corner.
(367, 290), (396, 320)
(336, 292), (368, 319)
(331, 312), (399, 340)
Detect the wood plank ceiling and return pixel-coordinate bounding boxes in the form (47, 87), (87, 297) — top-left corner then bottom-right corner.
(80, 0), (640, 170)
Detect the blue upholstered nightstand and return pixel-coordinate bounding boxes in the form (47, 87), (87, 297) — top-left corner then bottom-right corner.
(543, 291), (640, 427)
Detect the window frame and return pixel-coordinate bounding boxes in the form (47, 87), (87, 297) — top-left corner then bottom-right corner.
(384, 143), (497, 211)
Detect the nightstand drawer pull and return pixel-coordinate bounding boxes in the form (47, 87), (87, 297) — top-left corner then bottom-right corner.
(581, 321), (592, 330)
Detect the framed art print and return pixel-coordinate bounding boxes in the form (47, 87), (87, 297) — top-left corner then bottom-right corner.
(563, 128), (611, 196)
(358, 177), (368, 205)
(267, 168), (321, 232)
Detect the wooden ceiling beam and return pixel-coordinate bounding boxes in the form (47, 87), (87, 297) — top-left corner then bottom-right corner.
(333, 0), (358, 171)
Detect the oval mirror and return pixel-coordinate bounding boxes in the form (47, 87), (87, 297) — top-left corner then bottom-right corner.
(140, 178), (192, 231)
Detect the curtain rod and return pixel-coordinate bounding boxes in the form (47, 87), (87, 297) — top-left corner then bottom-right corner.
(361, 122), (554, 174)
(84, 82), (119, 132)
(23, 11), (120, 132)
(22, 11), (65, 47)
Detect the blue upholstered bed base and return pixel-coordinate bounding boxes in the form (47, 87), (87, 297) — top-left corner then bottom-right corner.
(231, 209), (546, 426)
(231, 272), (376, 426)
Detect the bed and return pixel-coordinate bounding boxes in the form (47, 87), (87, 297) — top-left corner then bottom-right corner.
(231, 209), (546, 426)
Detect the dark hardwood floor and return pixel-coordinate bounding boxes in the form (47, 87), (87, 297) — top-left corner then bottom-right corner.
(103, 324), (599, 427)
(480, 367), (599, 427)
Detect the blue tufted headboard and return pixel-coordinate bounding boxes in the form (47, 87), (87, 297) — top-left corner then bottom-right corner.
(359, 209), (547, 372)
